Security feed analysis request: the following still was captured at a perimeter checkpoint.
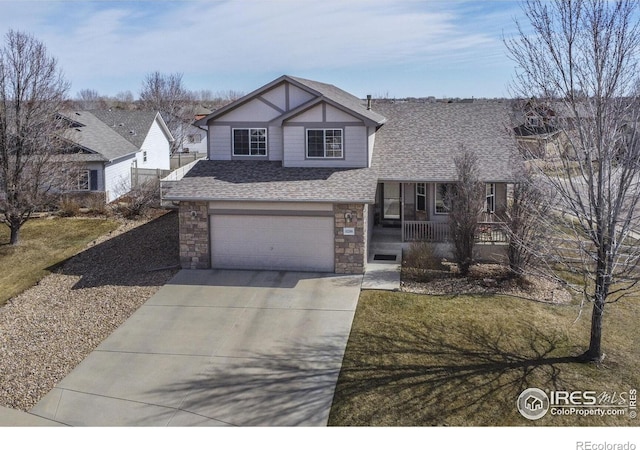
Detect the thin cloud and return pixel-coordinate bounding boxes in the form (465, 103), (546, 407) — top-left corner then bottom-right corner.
(0, 0), (521, 97)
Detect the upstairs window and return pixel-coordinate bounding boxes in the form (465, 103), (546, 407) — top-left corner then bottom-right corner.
(187, 133), (203, 144)
(233, 128), (267, 156)
(526, 116), (542, 127)
(306, 129), (343, 158)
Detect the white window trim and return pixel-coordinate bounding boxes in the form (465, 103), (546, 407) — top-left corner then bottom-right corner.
(306, 128), (344, 159)
(434, 183), (453, 215)
(416, 182), (426, 212)
(485, 183), (496, 214)
(77, 170), (90, 191)
(527, 116), (542, 127)
(232, 128), (268, 157)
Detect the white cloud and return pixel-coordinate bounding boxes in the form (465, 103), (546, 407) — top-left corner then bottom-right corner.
(0, 0), (521, 97)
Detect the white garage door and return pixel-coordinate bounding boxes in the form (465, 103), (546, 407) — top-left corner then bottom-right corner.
(210, 214), (334, 272)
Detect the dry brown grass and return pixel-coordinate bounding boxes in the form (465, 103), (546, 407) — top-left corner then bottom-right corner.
(0, 217), (118, 305)
(329, 290), (640, 426)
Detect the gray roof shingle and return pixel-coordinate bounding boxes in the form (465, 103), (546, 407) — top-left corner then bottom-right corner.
(89, 110), (161, 149)
(163, 160), (379, 203)
(371, 100), (520, 182)
(58, 110), (167, 161)
(287, 76), (387, 125)
(59, 111), (139, 161)
(198, 75), (386, 127)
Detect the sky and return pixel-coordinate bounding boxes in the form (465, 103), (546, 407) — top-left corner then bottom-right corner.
(0, 0), (526, 100)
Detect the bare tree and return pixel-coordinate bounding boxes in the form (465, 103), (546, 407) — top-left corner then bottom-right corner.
(74, 88), (106, 109)
(501, 165), (552, 277)
(505, 0), (640, 362)
(447, 149), (485, 276)
(0, 30), (70, 244)
(139, 71), (194, 152)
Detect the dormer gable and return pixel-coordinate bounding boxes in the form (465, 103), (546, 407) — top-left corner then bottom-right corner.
(202, 75), (386, 168)
(196, 75), (386, 128)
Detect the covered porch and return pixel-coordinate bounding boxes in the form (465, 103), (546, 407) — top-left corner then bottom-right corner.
(373, 181), (508, 243)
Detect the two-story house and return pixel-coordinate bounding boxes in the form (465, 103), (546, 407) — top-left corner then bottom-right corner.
(164, 75), (518, 274)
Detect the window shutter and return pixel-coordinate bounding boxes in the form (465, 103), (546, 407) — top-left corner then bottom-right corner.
(89, 170), (98, 191)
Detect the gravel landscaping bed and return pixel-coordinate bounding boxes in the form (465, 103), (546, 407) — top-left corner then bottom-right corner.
(0, 211), (180, 411)
(401, 262), (573, 304)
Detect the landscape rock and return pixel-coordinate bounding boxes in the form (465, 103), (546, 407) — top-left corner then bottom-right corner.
(0, 211), (179, 411)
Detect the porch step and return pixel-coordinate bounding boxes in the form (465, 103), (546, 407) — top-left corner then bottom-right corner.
(369, 242), (403, 256)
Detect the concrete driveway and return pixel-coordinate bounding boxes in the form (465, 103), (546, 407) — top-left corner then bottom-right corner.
(29, 270), (362, 426)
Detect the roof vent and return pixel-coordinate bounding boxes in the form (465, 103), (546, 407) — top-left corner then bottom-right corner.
(366, 94), (372, 110)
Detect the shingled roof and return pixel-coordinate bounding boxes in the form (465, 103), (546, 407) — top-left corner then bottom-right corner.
(287, 75), (387, 125)
(371, 100), (520, 182)
(58, 110), (171, 161)
(58, 111), (139, 161)
(198, 75), (386, 127)
(163, 160), (378, 204)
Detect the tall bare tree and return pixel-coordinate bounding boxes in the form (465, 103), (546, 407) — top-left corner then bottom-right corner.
(505, 0), (640, 362)
(0, 30), (70, 244)
(501, 166), (552, 277)
(139, 71), (194, 152)
(447, 149), (485, 276)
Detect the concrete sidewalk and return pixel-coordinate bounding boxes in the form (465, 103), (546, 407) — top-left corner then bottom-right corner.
(26, 270), (361, 426)
(0, 406), (63, 426)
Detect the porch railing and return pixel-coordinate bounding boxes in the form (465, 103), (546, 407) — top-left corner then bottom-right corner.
(403, 221), (508, 243)
(475, 221), (508, 243)
(403, 221), (449, 242)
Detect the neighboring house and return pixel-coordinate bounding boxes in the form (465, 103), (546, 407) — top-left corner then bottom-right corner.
(175, 122), (208, 155)
(58, 110), (174, 202)
(164, 75), (519, 274)
(512, 100), (571, 159)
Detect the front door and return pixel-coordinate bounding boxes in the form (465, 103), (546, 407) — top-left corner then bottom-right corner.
(383, 182), (401, 220)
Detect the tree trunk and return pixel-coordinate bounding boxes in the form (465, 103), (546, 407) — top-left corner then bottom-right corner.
(580, 297), (605, 362)
(9, 224), (20, 245)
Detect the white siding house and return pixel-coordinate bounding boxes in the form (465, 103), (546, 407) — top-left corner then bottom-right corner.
(59, 110), (174, 202)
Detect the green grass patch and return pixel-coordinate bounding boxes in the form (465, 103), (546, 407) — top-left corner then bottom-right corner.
(0, 217), (119, 306)
(329, 290), (640, 426)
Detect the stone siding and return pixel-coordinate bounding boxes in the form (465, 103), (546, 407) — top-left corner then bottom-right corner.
(334, 203), (367, 274)
(178, 201), (210, 269)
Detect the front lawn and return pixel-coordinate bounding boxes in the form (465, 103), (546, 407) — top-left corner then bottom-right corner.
(0, 217), (119, 306)
(329, 290), (640, 426)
